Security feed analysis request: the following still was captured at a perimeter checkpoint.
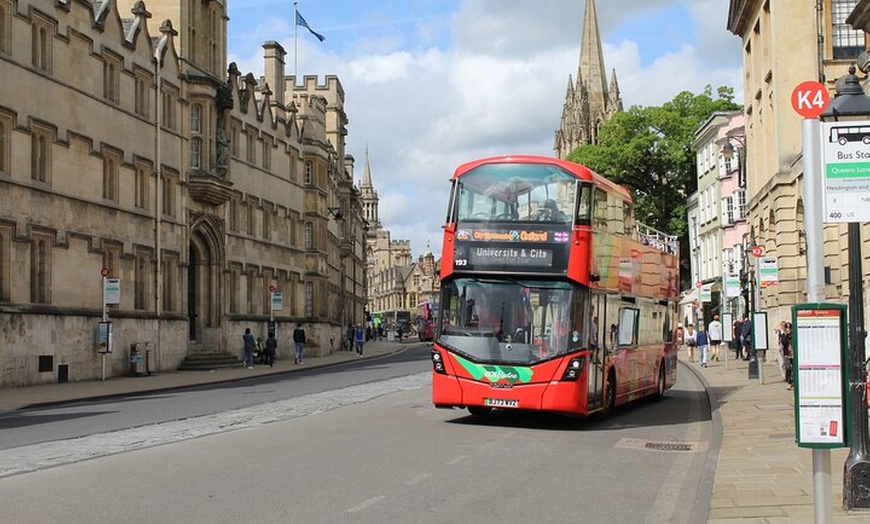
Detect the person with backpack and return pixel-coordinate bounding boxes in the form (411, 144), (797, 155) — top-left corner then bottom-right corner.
(265, 331), (277, 368)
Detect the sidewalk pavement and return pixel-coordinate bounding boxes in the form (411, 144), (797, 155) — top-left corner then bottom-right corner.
(0, 338), (413, 412)
(688, 348), (870, 523)
(2, 340), (869, 522)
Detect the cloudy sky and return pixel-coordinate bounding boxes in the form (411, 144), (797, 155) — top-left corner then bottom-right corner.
(226, 0), (743, 260)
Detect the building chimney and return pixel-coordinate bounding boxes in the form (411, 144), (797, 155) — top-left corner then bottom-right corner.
(263, 41), (286, 108)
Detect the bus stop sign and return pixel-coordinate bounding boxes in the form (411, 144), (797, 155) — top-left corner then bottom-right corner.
(792, 81), (830, 118)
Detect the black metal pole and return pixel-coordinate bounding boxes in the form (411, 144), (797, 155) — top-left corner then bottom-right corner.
(844, 222), (870, 509)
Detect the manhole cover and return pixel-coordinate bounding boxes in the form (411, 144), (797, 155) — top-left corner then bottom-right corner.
(615, 438), (701, 453)
(645, 441), (694, 452)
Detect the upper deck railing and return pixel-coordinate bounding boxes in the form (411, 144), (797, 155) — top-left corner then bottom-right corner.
(636, 222), (679, 255)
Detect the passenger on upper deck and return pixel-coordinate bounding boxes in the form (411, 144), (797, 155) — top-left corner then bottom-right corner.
(537, 199), (567, 222)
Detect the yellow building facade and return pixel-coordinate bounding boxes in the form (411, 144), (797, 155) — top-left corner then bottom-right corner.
(728, 0), (865, 326)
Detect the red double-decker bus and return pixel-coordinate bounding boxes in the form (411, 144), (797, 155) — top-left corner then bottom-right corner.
(431, 155), (680, 417)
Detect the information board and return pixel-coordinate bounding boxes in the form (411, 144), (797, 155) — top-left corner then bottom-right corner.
(793, 304), (847, 448)
(820, 120), (870, 223)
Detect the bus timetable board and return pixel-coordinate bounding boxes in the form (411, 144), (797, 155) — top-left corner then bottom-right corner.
(792, 304), (847, 448)
(453, 226), (571, 274)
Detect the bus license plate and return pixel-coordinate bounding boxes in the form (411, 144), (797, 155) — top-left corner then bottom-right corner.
(484, 398), (518, 408)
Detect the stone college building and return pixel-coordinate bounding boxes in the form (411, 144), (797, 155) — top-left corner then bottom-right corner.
(0, 0), (367, 387)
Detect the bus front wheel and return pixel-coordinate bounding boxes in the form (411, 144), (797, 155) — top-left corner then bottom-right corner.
(468, 406), (493, 417)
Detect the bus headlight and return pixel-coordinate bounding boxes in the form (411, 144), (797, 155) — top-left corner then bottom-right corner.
(561, 357), (584, 381)
(432, 349), (446, 374)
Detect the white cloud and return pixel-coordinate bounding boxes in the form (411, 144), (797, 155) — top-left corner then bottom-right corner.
(227, 1), (743, 261)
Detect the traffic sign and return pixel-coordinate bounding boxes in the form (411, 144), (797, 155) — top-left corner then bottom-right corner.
(792, 81), (830, 118)
(269, 285), (276, 292)
(100, 267), (110, 277)
(750, 245), (763, 257)
(820, 120), (870, 222)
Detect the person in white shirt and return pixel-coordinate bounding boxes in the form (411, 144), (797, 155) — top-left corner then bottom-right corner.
(707, 314), (723, 362)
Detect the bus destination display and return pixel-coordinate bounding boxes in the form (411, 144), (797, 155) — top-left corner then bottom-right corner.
(468, 246), (553, 268)
(453, 227), (567, 271)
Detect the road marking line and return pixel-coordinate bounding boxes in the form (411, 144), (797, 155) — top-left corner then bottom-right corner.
(404, 473), (431, 485)
(446, 455), (466, 465)
(347, 495), (385, 513)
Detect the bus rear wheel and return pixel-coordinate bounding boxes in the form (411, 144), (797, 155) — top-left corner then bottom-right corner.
(603, 372), (616, 416)
(654, 364), (666, 400)
(467, 406), (493, 417)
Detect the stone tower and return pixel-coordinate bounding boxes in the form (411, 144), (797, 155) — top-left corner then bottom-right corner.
(359, 147), (380, 230)
(554, 0), (623, 159)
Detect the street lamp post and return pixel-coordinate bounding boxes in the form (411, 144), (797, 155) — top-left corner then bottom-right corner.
(820, 65), (870, 510)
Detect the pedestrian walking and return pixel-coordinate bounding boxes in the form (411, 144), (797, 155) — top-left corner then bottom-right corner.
(684, 324), (697, 363)
(265, 331), (278, 368)
(354, 323), (366, 356)
(242, 327), (255, 369)
(773, 320), (788, 380)
(780, 322), (793, 389)
(740, 314), (753, 360)
(707, 314), (723, 362)
(346, 323), (355, 351)
(293, 323), (306, 365)
(697, 325), (710, 367)
(732, 318), (743, 360)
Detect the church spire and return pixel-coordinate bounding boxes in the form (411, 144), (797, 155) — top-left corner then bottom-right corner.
(579, 0), (609, 120)
(362, 145), (374, 189)
(358, 146), (380, 228)
(555, 0), (622, 158)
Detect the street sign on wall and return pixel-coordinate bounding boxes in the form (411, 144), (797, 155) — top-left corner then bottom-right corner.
(725, 273), (741, 298)
(758, 256), (778, 288)
(700, 283), (712, 303)
(820, 120), (870, 223)
(104, 278), (121, 305)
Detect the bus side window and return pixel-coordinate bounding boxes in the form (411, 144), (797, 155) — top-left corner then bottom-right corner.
(593, 188), (608, 227)
(576, 183), (592, 226)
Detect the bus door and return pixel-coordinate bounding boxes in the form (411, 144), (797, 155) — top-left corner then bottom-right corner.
(587, 293), (606, 409)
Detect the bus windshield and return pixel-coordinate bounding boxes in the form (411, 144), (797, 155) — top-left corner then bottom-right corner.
(438, 277), (589, 365)
(453, 163), (577, 224)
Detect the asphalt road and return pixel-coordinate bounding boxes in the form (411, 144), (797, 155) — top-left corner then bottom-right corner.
(0, 350), (714, 524)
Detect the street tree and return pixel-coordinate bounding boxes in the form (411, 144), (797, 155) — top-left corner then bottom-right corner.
(567, 85), (741, 288)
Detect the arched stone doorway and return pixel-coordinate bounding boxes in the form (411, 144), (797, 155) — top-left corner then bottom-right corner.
(188, 215), (224, 350)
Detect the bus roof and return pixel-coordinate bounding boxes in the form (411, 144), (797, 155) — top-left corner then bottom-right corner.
(451, 155), (633, 203)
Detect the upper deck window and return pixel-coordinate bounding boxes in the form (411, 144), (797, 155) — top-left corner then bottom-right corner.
(454, 163), (576, 224)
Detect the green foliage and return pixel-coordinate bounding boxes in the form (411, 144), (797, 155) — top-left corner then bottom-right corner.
(567, 85), (741, 288)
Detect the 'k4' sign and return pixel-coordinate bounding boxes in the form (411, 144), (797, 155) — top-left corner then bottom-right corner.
(820, 120), (870, 223)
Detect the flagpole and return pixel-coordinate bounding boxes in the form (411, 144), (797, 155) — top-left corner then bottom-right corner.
(294, 2), (298, 88)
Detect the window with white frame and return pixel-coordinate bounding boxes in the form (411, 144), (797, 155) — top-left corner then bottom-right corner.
(722, 196), (734, 225)
(736, 189), (747, 219)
